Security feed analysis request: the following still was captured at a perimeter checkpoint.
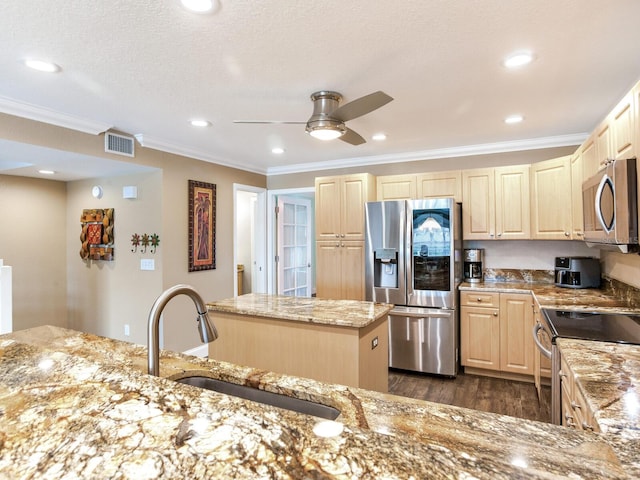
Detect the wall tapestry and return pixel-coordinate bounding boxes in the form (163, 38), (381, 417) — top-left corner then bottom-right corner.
(188, 180), (216, 271)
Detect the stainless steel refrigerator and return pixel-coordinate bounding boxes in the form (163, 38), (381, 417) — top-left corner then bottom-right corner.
(365, 199), (462, 376)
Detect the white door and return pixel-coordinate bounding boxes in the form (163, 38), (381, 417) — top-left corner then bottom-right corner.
(277, 196), (312, 296)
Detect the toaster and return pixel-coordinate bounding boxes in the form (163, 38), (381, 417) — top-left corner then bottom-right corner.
(554, 257), (601, 289)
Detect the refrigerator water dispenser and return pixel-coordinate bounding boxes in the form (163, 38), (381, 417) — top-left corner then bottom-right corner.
(374, 248), (398, 288)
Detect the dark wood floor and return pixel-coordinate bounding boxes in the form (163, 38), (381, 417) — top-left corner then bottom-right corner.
(388, 369), (552, 423)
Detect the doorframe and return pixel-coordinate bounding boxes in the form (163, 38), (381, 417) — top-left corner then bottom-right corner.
(267, 187), (315, 294)
(233, 184), (267, 296)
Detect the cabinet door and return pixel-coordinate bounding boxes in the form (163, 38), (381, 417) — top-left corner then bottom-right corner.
(462, 168), (495, 240)
(595, 120), (612, 169)
(315, 177), (342, 240)
(315, 241), (342, 299)
(376, 174), (416, 201)
(530, 156), (572, 240)
(499, 293), (533, 375)
(341, 241), (365, 300)
(341, 174), (374, 241)
(460, 306), (500, 371)
(581, 135), (598, 178)
(612, 91), (635, 161)
(495, 165), (530, 240)
(570, 152), (584, 240)
(416, 170), (462, 202)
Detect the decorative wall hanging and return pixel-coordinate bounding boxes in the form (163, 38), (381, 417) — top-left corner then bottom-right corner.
(131, 233), (160, 253)
(131, 233), (141, 252)
(80, 208), (114, 261)
(188, 180), (216, 271)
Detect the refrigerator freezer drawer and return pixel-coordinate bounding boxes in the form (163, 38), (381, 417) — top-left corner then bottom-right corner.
(388, 307), (458, 376)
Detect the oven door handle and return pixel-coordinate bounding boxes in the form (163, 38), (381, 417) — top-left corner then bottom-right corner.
(532, 323), (552, 359)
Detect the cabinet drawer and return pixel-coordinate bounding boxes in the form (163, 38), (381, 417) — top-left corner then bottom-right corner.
(460, 291), (500, 308)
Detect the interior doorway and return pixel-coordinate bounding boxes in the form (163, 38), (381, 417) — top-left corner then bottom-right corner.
(234, 184), (267, 296)
(267, 188), (315, 296)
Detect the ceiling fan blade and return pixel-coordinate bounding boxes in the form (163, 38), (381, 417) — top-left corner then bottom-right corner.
(332, 91), (393, 122)
(339, 127), (366, 146)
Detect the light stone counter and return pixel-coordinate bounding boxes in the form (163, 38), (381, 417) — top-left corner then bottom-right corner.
(0, 326), (632, 479)
(207, 293), (393, 328)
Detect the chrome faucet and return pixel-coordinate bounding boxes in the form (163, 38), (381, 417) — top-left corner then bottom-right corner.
(147, 284), (218, 376)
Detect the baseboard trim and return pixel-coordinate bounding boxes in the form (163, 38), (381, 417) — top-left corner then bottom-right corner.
(182, 344), (208, 358)
(463, 367), (535, 384)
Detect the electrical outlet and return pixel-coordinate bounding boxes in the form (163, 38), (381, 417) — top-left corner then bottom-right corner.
(140, 258), (155, 271)
(371, 336), (378, 349)
(124, 324), (130, 336)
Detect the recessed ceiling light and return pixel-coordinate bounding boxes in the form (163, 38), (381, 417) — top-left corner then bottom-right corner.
(504, 114), (524, 124)
(372, 133), (387, 141)
(24, 59), (61, 73)
(38, 169), (56, 175)
(180, 0), (217, 13)
(271, 147), (285, 154)
(190, 119), (211, 127)
(503, 52), (534, 69)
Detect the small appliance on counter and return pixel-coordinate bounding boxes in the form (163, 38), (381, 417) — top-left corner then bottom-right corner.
(554, 257), (600, 288)
(463, 249), (483, 283)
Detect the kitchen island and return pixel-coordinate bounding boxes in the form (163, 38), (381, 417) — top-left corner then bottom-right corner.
(0, 325), (633, 479)
(206, 294), (392, 392)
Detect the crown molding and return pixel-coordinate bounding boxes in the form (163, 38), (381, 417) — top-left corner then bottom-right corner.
(0, 96), (112, 135)
(133, 134), (267, 175)
(266, 133), (588, 176)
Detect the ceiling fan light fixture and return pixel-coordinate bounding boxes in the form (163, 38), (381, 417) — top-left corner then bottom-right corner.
(306, 118), (346, 141)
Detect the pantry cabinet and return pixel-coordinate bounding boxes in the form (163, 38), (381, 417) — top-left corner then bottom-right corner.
(530, 155), (573, 240)
(315, 173), (375, 300)
(462, 165), (530, 240)
(461, 291), (534, 378)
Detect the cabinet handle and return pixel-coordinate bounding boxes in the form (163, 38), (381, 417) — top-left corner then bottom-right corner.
(559, 371), (567, 378)
(341, 234), (345, 238)
(564, 232), (570, 237)
(582, 422), (594, 431)
(335, 234), (339, 238)
(571, 401), (581, 410)
(493, 312), (498, 316)
(476, 297), (482, 302)
(335, 243), (340, 247)
(497, 232), (502, 237)
(575, 232), (584, 237)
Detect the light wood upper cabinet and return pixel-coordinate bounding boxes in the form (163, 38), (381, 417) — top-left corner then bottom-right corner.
(570, 152), (584, 239)
(580, 134), (598, 179)
(530, 156), (573, 240)
(376, 174), (416, 201)
(416, 170), (462, 202)
(462, 166), (529, 240)
(611, 90), (635, 161)
(494, 165), (530, 240)
(315, 173), (375, 241)
(595, 119), (612, 170)
(462, 168), (495, 239)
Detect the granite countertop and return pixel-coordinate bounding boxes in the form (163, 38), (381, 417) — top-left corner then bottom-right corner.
(557, 338), (640, 475)
(0, 326), (631, 479)
(207, 293), (394, 328)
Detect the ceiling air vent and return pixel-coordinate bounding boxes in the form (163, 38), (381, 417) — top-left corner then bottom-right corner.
(105, 132), (135, 157)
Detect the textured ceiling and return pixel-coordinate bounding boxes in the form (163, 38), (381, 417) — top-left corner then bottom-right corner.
(1, 0), (640, 180)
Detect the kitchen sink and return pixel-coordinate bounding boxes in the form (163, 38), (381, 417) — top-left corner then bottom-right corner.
(176, 376), (341, 420)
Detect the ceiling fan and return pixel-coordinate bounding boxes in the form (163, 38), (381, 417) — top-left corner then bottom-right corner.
(233, 90), (393, 145)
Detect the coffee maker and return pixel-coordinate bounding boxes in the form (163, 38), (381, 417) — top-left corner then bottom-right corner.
(464, 249), (483, 283)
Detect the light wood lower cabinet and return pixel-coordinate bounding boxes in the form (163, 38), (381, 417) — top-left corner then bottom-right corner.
(316, 240), (365, 300)
(559, 352), (599, 432)
(461, 291), (534, 379)
(208, 311), (389, 393)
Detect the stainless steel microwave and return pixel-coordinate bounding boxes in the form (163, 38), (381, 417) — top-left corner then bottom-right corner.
(582, 158), (638, 252)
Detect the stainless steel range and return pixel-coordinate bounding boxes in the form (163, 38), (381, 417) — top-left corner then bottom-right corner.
(533, 309), (640, 424)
